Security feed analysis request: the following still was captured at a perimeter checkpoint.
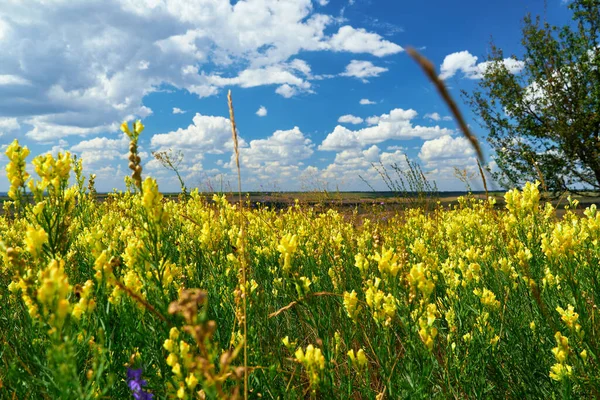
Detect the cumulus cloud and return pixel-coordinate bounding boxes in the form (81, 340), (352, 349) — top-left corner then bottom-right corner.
(338, 114), (363, 124)
(329, 26), (403, 56)
(222, 126), (315, 188)
(424, 112), (451, 122)
(440, 50), (525, 80)
(418, 134), (475, 168)
(173, 107), (186, 114)
(207, 61), (313, 95)
(151, 113), (240, 156)
(320, 108), (452, 151)
(359, 98), (376, 105)
(256, 106), (268, 117)
(0, 117), (20, 136)
(275, 84), (299, 98)
(319, 146), (410, 189)
(424, 112), (441, 121)
(237, 126), (314, 169)
(70, 134), (129, 165)
(340, 60), (388, 82)
(0, 0), (401, 143)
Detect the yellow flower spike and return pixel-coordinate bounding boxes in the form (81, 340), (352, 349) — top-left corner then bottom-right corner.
(134, 120), (144, 135)
(172, 362), (182, 376)
(24, 225), (48, 258)
(356, 349), (368, 368)
(166, 353), (178, 367)
(176, 384), (186, 399)
(179, 341), (190, 357)
(549, 363), (572, 381)
(185, 373), (198, 390)
(295, 347), (305, 363)
(551, 332), (570, 363)
(556, 304), (580, 330)
(343, 290), (362, 321)
(120, 121), (132, 136)
(347, 349), (356, 363)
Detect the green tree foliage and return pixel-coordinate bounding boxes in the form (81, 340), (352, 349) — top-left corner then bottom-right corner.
(465, 0), (600, 193)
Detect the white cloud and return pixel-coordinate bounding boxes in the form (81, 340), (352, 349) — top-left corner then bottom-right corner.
(0, 117), (20, 136)
(275, 84), (299, 98)
(0, 18), (9, 41)
(418, 134), (475, 168)
(359, 98), (376, 105)
(70, 134), (129, 165)
(338, 114), (363, 124)
(424, 112), (451, 122)
(237, 126), (313, 168)
(365, 115), (381, 125)
(173, 107), (186, 114)
(207, 62), (311, 90)
(0, 75), (31, 86)
(329, 25), (403, 57)
(340, 60), (388, 82)
(256, 106), (268, 117)
(424, 112), (441, 121)
(317, 0), (329, 5)
(318, 146), (411, 189)
(320, 108), (453, 151)
(0, 0), (402, 144)
(221, 126), (314, 188)
(151, 113), (240, 156)
(440, 50), (525, 80)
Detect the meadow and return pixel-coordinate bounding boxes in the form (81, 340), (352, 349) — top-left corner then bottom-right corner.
(1, 124), (600, 399)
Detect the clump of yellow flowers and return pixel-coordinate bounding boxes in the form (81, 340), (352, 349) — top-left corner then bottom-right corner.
(550, 332), (572, 381)
(295, 344), (326, 389)
(5, 139), (30, 204)
(3, 122), (600, 398)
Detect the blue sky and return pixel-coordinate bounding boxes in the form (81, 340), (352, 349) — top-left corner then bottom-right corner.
(0, 0), (574, 192)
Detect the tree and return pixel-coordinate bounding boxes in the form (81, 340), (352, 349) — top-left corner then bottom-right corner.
(152, 149), (188, 196)
(465, 0), (600, 193)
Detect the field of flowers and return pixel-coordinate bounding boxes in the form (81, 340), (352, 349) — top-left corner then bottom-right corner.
(1, 126), (600, 398)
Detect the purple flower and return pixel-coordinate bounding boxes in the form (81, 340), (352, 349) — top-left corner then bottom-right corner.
(127, 368), (154, 400)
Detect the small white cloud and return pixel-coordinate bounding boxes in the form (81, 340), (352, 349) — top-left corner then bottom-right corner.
(0, 117), (20, 136)
(138, 60), (150, 70)
(320, 108), (452, 151)
(317, 0), (329, 5)
(0, 74), (30, 86)
(386, 145), (404, 151)
(340, 60), (388, 82)
(256, 106), (268, 117)
(173, 107), (186, 114)
(338, 114), (363, 124)
(329, 25), (403, 57)
(359, 98), (376, 105)
(440, 50), (525, 80)
(424, 112), (441, 121)
(275, 84), (298, 98)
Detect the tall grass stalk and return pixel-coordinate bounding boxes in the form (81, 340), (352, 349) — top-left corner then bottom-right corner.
(227, 90), (248, 400)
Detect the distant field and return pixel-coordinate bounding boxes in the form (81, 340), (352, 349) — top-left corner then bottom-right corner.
(2, 190), (599, 217)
